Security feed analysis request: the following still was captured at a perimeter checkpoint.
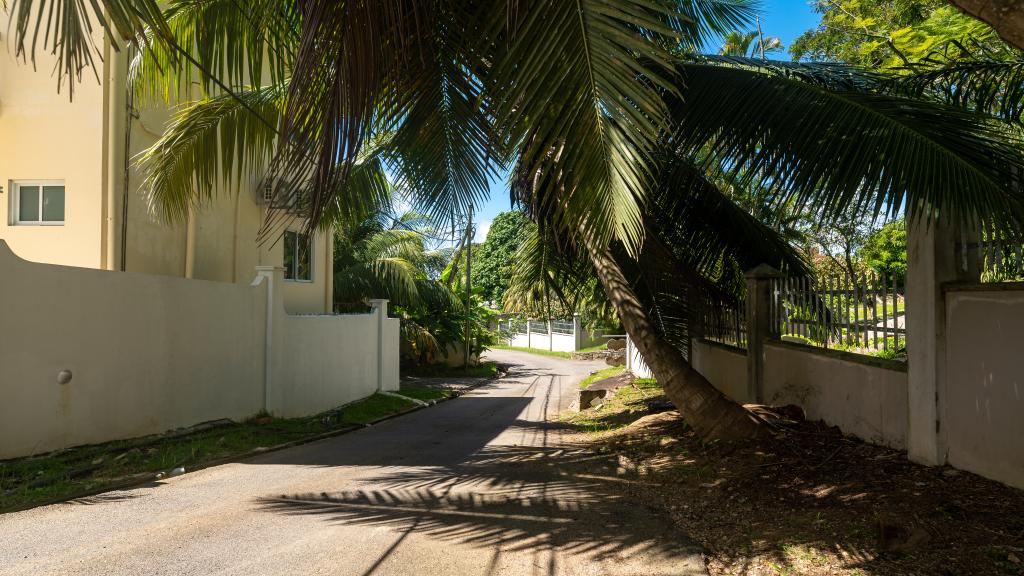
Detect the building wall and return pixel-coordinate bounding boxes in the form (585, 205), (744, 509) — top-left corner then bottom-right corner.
(0, 30), (334, 314)
(0, 241), (393, 459)
(944, 286), (1024, 489)
(0, 25), (108, 269)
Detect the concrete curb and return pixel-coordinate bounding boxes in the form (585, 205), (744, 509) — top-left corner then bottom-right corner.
(1, 371), (507, 516)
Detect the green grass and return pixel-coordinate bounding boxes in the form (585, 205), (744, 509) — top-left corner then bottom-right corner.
(576, 343), (610, 353)
(0, 393), (417, 513)
(491, 345), (572, 359)
(563, 377), (664, 434)
(402, 360), (500, 379)
(395, 387), (456, 402)
(578, 366), (627, 389)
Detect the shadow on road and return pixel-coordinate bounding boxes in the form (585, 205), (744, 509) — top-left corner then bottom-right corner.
(257, 443), (701, 574)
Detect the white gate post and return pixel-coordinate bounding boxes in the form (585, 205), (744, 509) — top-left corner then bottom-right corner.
(370, 299), (389, 393)
(573, 313), (582, 351)
(254, 266), (285, 414)
(547, 318), (553, 351)
(526, 319), (532, 349)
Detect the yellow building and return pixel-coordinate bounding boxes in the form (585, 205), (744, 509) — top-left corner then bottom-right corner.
(0, 26), (333, 314)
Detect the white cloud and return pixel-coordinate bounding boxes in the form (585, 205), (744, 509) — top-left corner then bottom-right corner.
(474, 220), (492, 244)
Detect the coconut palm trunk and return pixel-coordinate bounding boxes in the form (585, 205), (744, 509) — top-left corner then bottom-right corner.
(584, 241), (762, 440)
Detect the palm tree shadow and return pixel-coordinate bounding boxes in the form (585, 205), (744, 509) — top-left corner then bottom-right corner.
(257, 444), (703, 573)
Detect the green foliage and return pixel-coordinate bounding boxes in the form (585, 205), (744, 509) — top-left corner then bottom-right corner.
(489, 345), (572, 359)
(859, 219), (908, 283)
(789, 0), (1008, 67)
(720, 30), (783, 58)
(471, 211), (531, 306)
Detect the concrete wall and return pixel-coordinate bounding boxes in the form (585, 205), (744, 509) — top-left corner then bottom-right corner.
(764, 342), (908, 449)
(686, 339), (908, 449)
(690, 340), (748, 403)
(0, 242), (396, 459)
(274, 313), (399, 417)
(0, 241), (265, 458)
(944, 286), (1024, 489)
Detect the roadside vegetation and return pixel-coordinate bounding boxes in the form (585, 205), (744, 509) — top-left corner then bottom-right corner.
(577, 366), (627, 389)
(0, 393), (424, 513)
(402, 360), (500, 379)
(490, 345), (572, 359)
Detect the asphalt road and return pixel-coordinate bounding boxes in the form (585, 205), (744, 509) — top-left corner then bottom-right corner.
(0, 349), (705, 576)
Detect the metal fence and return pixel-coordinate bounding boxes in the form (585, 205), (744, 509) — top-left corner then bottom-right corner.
(964, 236), (1024, 282)
(549, 320), (574, 335)
(771, 272), (905, 354)
(701, 302), (747, 349)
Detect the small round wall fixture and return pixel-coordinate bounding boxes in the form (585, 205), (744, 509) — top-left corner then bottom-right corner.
(57, 369), (73, 385)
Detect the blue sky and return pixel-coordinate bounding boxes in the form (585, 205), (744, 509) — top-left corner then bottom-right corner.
(470, 0), (821, 243)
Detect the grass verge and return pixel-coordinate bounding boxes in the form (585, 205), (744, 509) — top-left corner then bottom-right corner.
(491, 344), (572, 359)
(402, 360), (500, 379)
(395, 387), (457, 402)
(578, 366), (627, 389)
(0, 393), (416, 513)
(562, 377), (663, 433)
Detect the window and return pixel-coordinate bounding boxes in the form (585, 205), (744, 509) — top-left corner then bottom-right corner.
(11, 181), (65, 225)
(283, 230), (312, 282)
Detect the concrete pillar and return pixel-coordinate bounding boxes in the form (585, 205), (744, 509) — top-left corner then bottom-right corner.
(745, 264), (781, 404)
(370, 299), (389, 393)
(254, 266), (285, 414)
(526, 319), (532, 348)
(905, 216), (971, 466)
(547, 318), (553, 351)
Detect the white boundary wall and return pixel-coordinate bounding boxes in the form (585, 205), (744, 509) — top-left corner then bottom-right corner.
(0, 241), (398, 459)
(688, 339), (908, 449)
(505, 316), (606, 353)
(944, 286), (1024, 489)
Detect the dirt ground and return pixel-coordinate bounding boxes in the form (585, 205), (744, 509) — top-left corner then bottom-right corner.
(562, 389), (1024, 576)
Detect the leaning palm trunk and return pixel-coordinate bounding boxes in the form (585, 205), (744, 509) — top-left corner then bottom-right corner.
(584, 241), (763, 441)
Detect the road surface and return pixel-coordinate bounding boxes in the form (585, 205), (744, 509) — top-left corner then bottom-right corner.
(0, 349), (705, 576)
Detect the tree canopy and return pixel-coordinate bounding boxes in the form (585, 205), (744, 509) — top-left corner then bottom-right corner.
(790, 0), (1012, 66)
(470, 211), (531, 306)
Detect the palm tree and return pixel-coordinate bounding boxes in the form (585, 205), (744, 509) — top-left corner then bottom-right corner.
(333, 211), (452, 311)
(720, 30), (783, 58)
(11, 0), (1024, 440)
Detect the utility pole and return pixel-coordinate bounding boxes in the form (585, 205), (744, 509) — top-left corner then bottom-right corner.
(464, 205), (473, 368)
(756, 16), (766, 62)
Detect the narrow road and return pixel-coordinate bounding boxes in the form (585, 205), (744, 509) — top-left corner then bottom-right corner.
(0, 349), (705, 576)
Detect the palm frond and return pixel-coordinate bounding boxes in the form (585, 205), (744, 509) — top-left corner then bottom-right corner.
(674, 0), (757, 52)
(128, 0), (298, 103)
(897, 51), (1024, 125)
(9, 0), (168, 95)
(137, 82), (287, 222)
(671, 61), (1024, 231)
(498, 0), (683, 253)
(649, 154), (809, 282)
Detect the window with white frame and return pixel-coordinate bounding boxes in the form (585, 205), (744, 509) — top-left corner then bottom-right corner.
(283, 230), (313, 282)
(10, 181), (65, 225)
